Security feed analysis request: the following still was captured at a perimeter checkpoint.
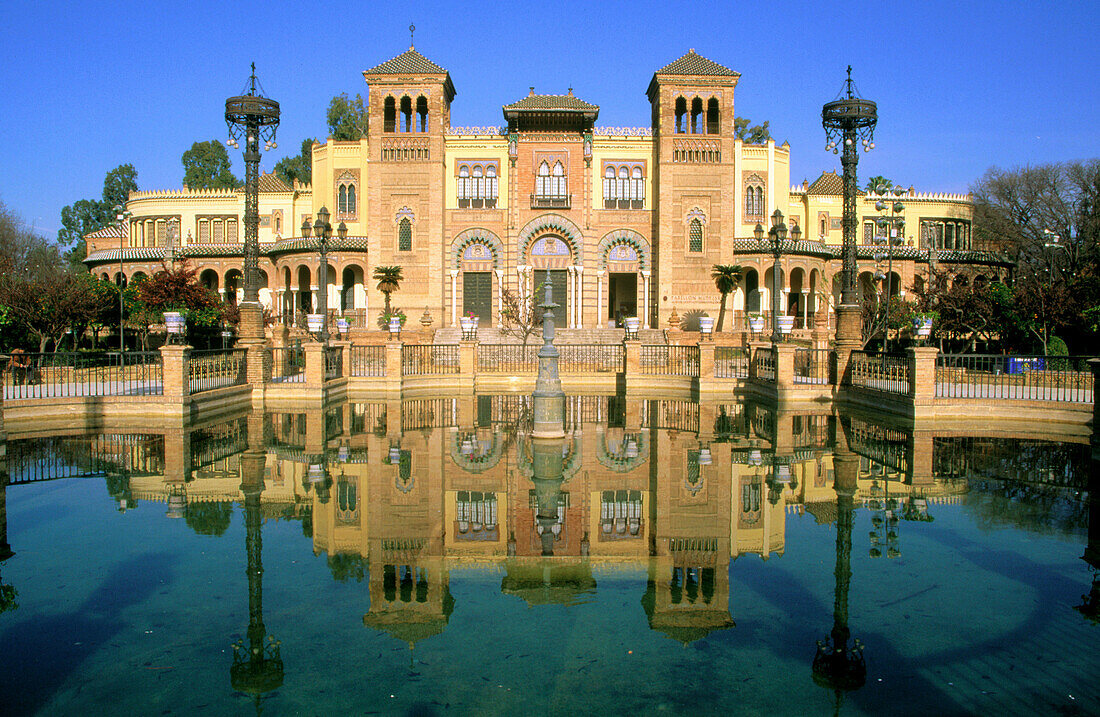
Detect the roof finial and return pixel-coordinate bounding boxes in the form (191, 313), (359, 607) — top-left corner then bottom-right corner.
(845, 64), (853, 98)
(249, 62), (257, 95)
(410, 23), (415, 50)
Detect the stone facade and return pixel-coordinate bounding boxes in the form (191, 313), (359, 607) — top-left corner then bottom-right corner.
(85, 48), (1010, 331)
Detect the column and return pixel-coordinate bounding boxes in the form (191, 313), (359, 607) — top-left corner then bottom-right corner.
(494, 269), (504, 324)
(596, 270), (605, 329)
(450, 270), (459, 326)
(311, 285), (320, 315)
(802, 289), (809, 329)
(574, 266), (584, 328)
(516, 266), (528, 319)
(641, 270), (651, 329)
(566, 267), (574, 328)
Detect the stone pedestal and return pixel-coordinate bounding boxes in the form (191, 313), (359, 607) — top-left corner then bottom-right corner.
(238, 301), (264, 343)
(835, 304), (862, 351)
(159, 344), (191, 401)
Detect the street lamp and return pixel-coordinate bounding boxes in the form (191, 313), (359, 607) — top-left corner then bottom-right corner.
(313, 206), (332, 343)
(873, 185), (905, 352)
(764, 209), (788, 343)
(114, 205), (132, 352)
(822, 66), (877, 348)
(225, 63), (279, 342)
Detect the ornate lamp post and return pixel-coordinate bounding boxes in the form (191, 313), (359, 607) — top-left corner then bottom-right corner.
(764, 209), (788, 343)
(312, 207), (333, 343)
(822, 67), (877, 349)
(225, 64), (279, 342)
(873, 186), (906, 352)
(114, 205), (132, 352)
(532, 268), (565, 439)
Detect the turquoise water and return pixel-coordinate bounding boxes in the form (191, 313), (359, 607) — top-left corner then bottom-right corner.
(0, 402), (1096, 715)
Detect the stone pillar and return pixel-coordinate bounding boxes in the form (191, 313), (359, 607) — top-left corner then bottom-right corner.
(159, 344), (190, 401)
(624, 339), (641, 383)
(907, 427), (935, 486)
(303, 342), (325, 389)
(245, 344), (267, 406)
(1090, 359), (1100, 436)
(450, 270), (459, 327)
(574, 265), (584, 328)
(775, 344), (796, 392)
(698, 341), (716, 394)
(641, 270), (651, 329)
(162, 427), (192, 484)
(596, 270), (605, 328)
(494, 269), (504, 324)
(385, 342), (403, 387)
(908, 346), (939, 409)
(457, 340), (477, 394)
(835, 304), (862, 353)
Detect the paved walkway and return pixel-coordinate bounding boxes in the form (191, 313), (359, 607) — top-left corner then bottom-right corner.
(3, 380), (163, 399)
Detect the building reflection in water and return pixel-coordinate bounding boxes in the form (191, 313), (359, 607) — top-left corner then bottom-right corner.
(2, 393), (1095, 689)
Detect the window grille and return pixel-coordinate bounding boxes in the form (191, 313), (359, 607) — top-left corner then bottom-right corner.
(398, 217), (412, 251)
(689, 218), (703, 252)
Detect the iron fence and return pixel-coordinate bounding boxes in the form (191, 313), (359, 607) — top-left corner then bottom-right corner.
(848, 351), (910, 395)
(714, 347), (750, 378)
(935, 354), (1095, 403)
(267, 346), (305, 383)
(794, 348), (831, 385)
(640, 345), (699, 377)
(754, 347), (776, 382)
(402, 344), (460, 376)
(402, 398), (458, 430)
(325, 346), (343, 380)
(2, 351), (163, 399)
(560, 344), (624, 373)
(187, 349), (247, 394)
(477, 344), (538, 373)
(640, 399), (700, 432)
(348, 345), (386, 377)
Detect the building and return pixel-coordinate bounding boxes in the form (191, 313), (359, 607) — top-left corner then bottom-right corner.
(84, 47), (1009, 332)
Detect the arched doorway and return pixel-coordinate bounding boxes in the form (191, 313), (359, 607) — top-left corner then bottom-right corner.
(597, 230), (650, 329)
(744, 269), (760, 314)
(528, 235), (572, 328)
(296, 265), (312, 314)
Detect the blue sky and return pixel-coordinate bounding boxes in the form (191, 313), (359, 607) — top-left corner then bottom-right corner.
(2, 0), (1098, 239)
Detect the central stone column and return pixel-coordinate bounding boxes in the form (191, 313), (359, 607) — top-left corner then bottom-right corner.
(532, 267), (565, 439)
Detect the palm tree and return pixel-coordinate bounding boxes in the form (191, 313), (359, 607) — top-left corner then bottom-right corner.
(372, 265), (403, 314)
(711, 264), (743, 332)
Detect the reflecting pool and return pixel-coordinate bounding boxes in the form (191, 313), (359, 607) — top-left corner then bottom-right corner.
(0, 396), (1096, 715)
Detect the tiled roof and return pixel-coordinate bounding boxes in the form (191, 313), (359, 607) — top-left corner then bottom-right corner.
(503, 92), (599, 112)
(364, 48), (448, 75)
(270, 236), (371, 253)
(806, 171), (846, 196)
(655, 49), (739, 78)
(85, 224), (126, 240)
(258, 173), (291, 192)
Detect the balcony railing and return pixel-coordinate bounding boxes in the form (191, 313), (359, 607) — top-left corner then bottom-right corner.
(935, 354), (1094, 403)
(530, 193), (571, 210)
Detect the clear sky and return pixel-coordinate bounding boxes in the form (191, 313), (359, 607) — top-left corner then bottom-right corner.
(2, 0), (1098, 240)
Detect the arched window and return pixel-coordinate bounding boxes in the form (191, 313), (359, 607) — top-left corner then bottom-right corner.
(336, 175), (358, 219)
(346, 184), (356, 216)
(384, 96), (396, 133)
(416, 96), (428, 132)
(618, 166), (629, 203)
(339, 185), (348, 215)
(400, 96), (413, 132)
(552, 162), (566, 197)
(398, 217), (412, 251)
(458, 165), (471, 207)
(631, 166), (644, 208)
(691, 98), (704, 134)
(603, 166), (616, 208)
(485, 165), (498, 208)
(689, 218), (703, 252)
(707, 98), (720, 134)
(537, 161), (551, 197)
(472, 165), (484, 207)
(675, 97), (687, 133)
(274, 215), (281, 234)
(744, 178), (765, 220)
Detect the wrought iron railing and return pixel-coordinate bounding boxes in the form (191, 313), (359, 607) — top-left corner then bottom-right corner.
(267, 346), (305, 383)
(640, 345), (699, 377)
(348, 345), (386, 377)
(935, 354), (1095, 402)
(848, 351), (910, 395)
(794, 348), (831, 385)
(714, 347), (750, 378)
(324, 346), (343, 380)
(187, 349), (247, 394)
(561, 344), (624, 373)
(2, 351), (163, 399)
(402, 344), (460, 376)
(477, 344), (538, 373)
(754, 347), (776, 382)
(641, 399), (700, 432)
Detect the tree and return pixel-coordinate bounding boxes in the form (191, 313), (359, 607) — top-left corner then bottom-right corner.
(498, 287), (545, 347)
(734, 117), (771, 143)
(865, 176), (893, 193)
(129, 259), (224, 348)
(182, 140), (241, 190)
(327, 93), (368, 141)
(57, 163), (139, 267)
(710, 264), (743, 332)
(373, 265), (403, 314)
(274, 138), (316, 187)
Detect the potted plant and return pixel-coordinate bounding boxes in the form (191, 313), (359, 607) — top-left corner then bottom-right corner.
(911, 310), (937, 338)
(698, 314), (714, 338)
(747, 313), (766, 333)
(777, 314), (795, 335)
